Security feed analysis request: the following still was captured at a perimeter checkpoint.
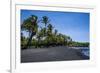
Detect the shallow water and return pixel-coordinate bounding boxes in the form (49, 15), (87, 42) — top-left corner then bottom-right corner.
(80, 47), (89, 57)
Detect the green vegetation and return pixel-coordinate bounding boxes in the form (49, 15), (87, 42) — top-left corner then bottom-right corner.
(21, 15), (89, 49)
(68, 41), (89, 47)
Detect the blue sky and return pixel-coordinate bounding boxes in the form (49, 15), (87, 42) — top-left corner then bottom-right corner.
(21, 9), (90, 42)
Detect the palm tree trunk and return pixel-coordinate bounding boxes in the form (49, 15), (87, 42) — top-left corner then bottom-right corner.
(23, 32), (35, 49)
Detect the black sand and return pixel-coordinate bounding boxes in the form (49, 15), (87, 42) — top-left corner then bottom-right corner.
(21, 46), (89, 63)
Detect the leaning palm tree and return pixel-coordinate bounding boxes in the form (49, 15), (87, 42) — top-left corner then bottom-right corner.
(21, 15), (38, 49)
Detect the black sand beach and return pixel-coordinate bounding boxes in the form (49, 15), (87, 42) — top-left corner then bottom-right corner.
(21, 46), (89, 63)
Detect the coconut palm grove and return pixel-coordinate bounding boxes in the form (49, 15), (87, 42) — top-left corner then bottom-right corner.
(21, 10), (90, 63)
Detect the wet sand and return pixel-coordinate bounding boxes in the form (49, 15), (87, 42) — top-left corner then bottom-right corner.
(21, 46), (89, 63)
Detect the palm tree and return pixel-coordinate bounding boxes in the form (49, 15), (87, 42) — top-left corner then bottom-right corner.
(67, 36), (72, 46)
(53, 29), (58, 46)
(42, 16), (49, 36)
(21, 32), (24, 42)
(21, 15), (38, 49)
(67, 36), (72, 42)
(21, 32), (25, 48)
(36, 28), (46, 47)
(47, 24), (53, 35)
(42, 16), (49, 26)
(46, 24), (54, 46)
(54, 29), (58, 36)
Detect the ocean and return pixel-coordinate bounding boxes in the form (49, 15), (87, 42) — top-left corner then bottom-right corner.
(80, 47), (89, 57)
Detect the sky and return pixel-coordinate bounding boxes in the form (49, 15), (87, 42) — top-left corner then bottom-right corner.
(21, 9), (90, 42)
